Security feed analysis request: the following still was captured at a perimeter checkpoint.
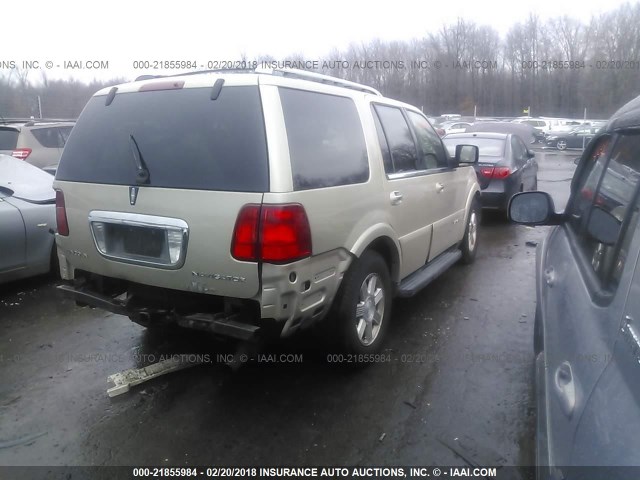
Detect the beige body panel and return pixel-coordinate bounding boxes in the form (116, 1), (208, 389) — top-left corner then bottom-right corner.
(54, 182), (263, 299)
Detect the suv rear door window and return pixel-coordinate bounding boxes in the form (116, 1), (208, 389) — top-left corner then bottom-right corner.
(374, 105), (420, 173)
(0, 128), (19, 150)
(406, 111), (448, 169)
(56, 86), (269, 192)
(279, 88), (369, 190)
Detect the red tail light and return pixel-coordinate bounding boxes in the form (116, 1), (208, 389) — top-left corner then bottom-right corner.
(11, 148), (32, 160)
(55, 190), (69, 236)
(480, 167), (494, 178)
(479, 166), (511, 179)
(231, 204), (312, 264)
(260, 204), (312, 263)
(231, 204), (261, 261)
(492, 167), (511, 179)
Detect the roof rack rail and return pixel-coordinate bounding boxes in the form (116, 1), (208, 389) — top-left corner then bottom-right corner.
(256, 67), (382, 96)
(22, 119), (76, 126)
(136, 69), (256, 81)
(0, 117), (75, 125)
(134, 67), (382, 96)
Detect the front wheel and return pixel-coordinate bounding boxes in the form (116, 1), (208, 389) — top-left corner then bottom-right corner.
(556, 140), (567, 151)
(329, 251), (392, 355)
(460, 199), (480, 264)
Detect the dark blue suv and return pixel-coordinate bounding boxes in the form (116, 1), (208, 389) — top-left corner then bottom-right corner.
(509, 95), (640, 478)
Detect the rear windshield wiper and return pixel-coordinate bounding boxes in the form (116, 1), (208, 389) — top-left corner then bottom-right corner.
(129, 134), (150, 184)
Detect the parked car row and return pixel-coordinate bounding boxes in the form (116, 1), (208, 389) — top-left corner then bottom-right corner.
(3, 69), (640, 476)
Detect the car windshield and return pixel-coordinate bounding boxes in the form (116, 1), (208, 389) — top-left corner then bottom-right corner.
(443, 137), (505, 160)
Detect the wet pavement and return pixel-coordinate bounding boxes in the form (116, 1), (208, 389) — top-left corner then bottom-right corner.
(0, 149), (577, 474)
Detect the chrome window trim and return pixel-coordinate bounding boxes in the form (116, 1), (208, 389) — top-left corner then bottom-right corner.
(88, 210), (189, 270)
(387, 167), (449, 181)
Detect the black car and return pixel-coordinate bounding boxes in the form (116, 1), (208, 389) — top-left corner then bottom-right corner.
(509, 94), (640, 476)
(444, 132), (538, 212)
(544, 125), (599, 150)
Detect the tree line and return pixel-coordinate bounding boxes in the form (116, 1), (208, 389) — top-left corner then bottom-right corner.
(1, 3), (639, 120)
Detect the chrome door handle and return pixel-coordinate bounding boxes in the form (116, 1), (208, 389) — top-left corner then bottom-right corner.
(436, 182), (445, 193)
(390, 191), (403, 205)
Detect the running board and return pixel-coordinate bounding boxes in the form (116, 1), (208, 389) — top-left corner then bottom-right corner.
(396, 250), (462, 298)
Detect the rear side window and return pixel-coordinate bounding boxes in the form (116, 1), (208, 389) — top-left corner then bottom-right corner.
(511, 136), (526, 165)
(406, 111), (447, 169)
(279, 88), (368, 190)
(0, 128), (19, 150)
(58, 126), (73, 145)
(31, 128), (65, 148)
(374, 105), (420, 173)
(57, 86), (268, 192)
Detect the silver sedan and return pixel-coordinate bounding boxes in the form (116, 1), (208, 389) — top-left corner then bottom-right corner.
(0, 154), (57, 284)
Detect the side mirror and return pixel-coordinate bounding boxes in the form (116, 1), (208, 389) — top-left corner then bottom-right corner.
(455, 144), (479, 164)
(587, 206), (621, 245)
(508, 191), (562, 225)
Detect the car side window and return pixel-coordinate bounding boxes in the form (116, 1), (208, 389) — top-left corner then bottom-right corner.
(371, 108), (394, 175)
(373, 104), (420, 173)
(511, 137), (525, 165)
(406, 111), (448, 169)
(567, 137), (611, 232)
(31, 128), (63, 148)
(571, 134), (640, 285)
(280, 88), (369, 190)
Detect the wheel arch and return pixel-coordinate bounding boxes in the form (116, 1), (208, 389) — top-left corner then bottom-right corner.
(349, 224), (401, 284)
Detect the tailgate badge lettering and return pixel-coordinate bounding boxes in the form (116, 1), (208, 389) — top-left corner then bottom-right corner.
(192, 271), (246, 283)
(129, 186), (139, 205)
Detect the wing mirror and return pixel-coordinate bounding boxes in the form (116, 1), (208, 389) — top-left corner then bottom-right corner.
(508, 191), (563, 225)
(455, 144), (479, 164)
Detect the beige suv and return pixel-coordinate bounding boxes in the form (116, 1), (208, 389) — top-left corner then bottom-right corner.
(54, 68), (480, 354)
(0, 119), (75, 170)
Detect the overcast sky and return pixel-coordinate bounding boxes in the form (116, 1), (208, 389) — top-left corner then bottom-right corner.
(3, 0), (635, 82)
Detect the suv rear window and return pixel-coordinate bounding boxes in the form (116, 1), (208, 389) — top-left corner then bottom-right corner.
(279, 88), (369, 190)
(56, 86), (268, 192)
(0, 128), (19, 150)
(31, 127), (73, 148)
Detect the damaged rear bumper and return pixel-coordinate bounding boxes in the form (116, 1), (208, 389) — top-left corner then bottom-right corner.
(57, 284), (261, 341)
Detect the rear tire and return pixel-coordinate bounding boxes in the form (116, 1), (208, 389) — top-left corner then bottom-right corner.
(556, 140), (567, 151)
(460, 199), (480, 264)
(328, 251), (392, 355)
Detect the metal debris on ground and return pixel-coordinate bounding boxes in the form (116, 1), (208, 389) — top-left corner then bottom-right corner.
(107, 356), (204, 397)
(379, 433), (386, 442)
(525, 241), (538, 247)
